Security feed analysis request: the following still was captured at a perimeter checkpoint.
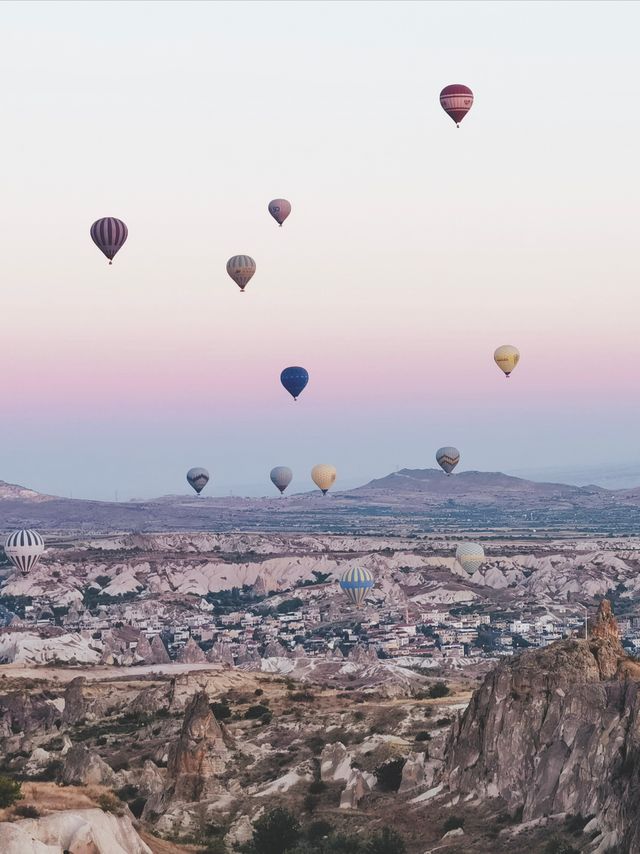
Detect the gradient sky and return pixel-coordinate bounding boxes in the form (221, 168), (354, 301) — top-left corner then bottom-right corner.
(1, 1), (639, 500)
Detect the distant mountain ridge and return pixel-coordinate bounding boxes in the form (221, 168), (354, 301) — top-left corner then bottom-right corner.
(0, 469), (639, 534)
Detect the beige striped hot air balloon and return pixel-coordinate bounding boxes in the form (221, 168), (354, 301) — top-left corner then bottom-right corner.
(311, 464), (336, 495)
(455, 542), (485, 575)
(436, 446), (460, 475)
(494, 345), (520, 378)
(226, 255), (256, 293)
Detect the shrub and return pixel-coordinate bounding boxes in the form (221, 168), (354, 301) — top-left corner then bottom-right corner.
(443, 815), (464, 832)
(289, 691), (315, 702)
(307, 819), (333, 841)
(436, 717), (451, 727)
(308, 779), (327, 795)
(129, 797), (146, 818)
(254, 688), (264, 696)
(244, 704), (270, 720)
(98, 792), (125, 815)
(543, 840), (579, 854)
(210, 702), (231, 720)
(14, 803), (39, 818)
(366, 827), (406, 854)
(0, 775), (21, 808)
(247, 807), (301, 854)
(414, 731), (431, 742)
(374, 758), (406, 792)
(428, 681), (450, 699)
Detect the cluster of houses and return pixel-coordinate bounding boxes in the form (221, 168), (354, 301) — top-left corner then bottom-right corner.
(9, 588), (640, 666)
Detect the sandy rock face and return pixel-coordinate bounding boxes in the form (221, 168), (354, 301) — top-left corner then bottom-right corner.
(176, 637), (207, 664)
(61, 744), (116, 787)
(320, 742), (352, 782)
(443, 601), (640, 853)
(0, 808), (151, 854)
(165, 690), (230, 802)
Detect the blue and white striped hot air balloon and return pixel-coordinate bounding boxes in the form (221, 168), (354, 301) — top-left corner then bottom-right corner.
(340, 567), (374, 607)
(4, 530), (45, 575)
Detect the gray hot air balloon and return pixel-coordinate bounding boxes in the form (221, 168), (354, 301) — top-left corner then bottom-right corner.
(455, 542), (485, 575)
(270, 466), (293, 494)
(4, 530), (45, 575)
(436, 446), (460, 475)
(226, 255), (256, 292)
(187, 467), (210, 495)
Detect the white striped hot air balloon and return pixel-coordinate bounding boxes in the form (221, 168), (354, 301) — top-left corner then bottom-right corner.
(4, 530), (45, 575)
(311, 464), (336, 495)
(494, 345), (520, 378)
(455, 543), (485, 575)
(226, 255), (256, 292)
(340, 567), (374, 607)
(436, 447), (460, 475)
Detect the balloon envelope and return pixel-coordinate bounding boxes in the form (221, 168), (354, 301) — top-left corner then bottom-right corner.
(340, 567), (374, 607)
(280, 366), (309, 400)
(270, 466), (293, 494)
(227, 255), (256, 292)
(187, 467), (210, 494)
(311, 464), (336, 495)
(456, 542), (485, 575)
(268, 199), (291, 226)
(440, 84), (474, 126)
(494, 345), (520, 377)
(436, 446), (460, 475)
(4, 530), (45, 574)
(90, 217), (128, 263)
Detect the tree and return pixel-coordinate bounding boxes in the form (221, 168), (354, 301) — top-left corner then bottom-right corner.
(366, 828), (406, 854)
(246, 807), (301, 854)
(0, 775), (21, 808)
(374, 758), (406, 792)
(427, 681), (449, 699)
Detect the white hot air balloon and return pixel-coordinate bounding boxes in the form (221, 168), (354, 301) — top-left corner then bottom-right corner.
(455, 542), (485, 575)
(4, 530), (45, 575)
(436, 446), (460, 475)
(270, 466), (293, 494)
(494, 345), (520, 378)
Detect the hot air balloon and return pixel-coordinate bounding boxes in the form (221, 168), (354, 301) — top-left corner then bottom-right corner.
(494, 345), (520, 378)
(455, 542), (485, 575)
(4, 530), (45, 575)
(268, 199), (291, 227)
(90, 217), (128, 264)
(280, 366), (309, 401)
(311, 464), (336, 495)
(436, 447), (460, 475)
(227, 256), (256, 292)
(440, 84), (474, 127)
(340, 567), (374, 607)
(270, 466), (293, 494)
(187, 467), (210, 495)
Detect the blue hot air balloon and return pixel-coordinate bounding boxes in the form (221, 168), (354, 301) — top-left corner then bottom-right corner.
(339, 567), (374, 607)
(280, 366), (309, 401)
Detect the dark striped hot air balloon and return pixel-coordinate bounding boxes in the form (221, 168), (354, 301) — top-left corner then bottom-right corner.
(90, 217), (128, 264)
(186, 467), (210, 495)
(436, 446), (460, 475)
(340, 567), (374, 607)
(4, 529), (45, 575)
(439, 84), (474, 127)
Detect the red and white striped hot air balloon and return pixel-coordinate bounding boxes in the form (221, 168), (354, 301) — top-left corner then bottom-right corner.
(440, 84), (474, 127)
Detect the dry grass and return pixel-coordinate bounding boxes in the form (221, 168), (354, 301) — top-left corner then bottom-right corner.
(140, 830), (203, 853)
(0, 781), (113, 822)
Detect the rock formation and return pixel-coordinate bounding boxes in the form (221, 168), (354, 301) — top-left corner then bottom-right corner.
(61, 743), (117, 787)
(150, 634), (171, 664)
(163, 690), (229, 802)
(176, 637), (207, 664)
(443, 599), (640, 853)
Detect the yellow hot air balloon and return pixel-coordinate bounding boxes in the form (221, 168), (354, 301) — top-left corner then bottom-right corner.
(494, 345), (520, 378)
(311, 464), (336, 495)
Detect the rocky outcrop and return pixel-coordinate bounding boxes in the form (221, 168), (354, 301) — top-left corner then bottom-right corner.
(150, 634), (171, 664)
(62, 677), (104, 725)
(207, 641), (234, 666)
(61, 744), (116, 786)
(348, 644), (378, 665)
(162, 691), (229, 803)
(320, 742), (352, 782)
(339, 769), (375, 809)
(0, 808), (151, 854)
(176, 637), (207, 664)
(443, 600), (640, 853)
